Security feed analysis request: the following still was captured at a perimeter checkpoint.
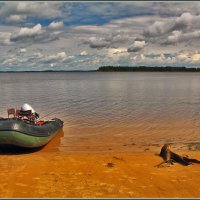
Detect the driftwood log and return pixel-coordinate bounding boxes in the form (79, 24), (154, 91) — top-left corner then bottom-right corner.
(156, 144), (200, 167)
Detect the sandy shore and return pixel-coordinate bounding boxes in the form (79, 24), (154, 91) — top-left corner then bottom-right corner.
(1, 134), (200, 198)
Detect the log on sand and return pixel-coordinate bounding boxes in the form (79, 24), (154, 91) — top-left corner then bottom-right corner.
(156, 144), (200, 167)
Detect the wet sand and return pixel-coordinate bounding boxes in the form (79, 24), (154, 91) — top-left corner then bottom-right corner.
(1, 129), (200, 198)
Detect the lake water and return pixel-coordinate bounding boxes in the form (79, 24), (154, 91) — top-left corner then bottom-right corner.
(1, 72), (200, 152)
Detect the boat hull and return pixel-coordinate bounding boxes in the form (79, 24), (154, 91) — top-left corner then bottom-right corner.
(0, 118), (63, 148)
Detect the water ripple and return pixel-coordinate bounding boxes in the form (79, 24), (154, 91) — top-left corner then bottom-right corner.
(1, 72), (200, 150)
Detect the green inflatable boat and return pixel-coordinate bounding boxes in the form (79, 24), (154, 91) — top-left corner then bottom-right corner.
(0, 118), (63, 148)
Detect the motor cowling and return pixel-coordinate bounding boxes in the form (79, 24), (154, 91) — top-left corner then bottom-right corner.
(21, 103), (39, 119)
(21, 103), (35, 113)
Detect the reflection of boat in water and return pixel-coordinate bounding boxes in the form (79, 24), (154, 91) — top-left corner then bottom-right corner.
(41, 129), (64, 152)
(0, 104), (63, 148)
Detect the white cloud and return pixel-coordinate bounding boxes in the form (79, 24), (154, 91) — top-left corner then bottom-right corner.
(177, 52), (189, 61)
(87, 37), (110, 49)
(48, 21), (64, 30)
(0, 2), (62, 19)
(192, 53), (200, 61)
(6, 14), (26, 23)
(128, 40), (146, 52)
(130, 53), (177, 66)
(144, 12), (200, 38)
(2, 56), (17, 66)
(19, 48), (27, 53)
(0, 31), (12, 45)
(9, 24), (60, 43)
(106, 48), (130, 64)
(167, 31), (182, 44)
(45, 52), (67, 63)
(167, 30), (200, 44)
(175, 12), (194, 26)
(80, 51), (87, 56)
(176, 52), (200, 64)
(33, 52), (43, 58)
(11, 24), (42, 41)
(107, 48), (127, 55)
(55, 52), (67, 61)
(143, 19), (175, 37)
(18, 24), (42, 37)
(49, 63), (54, 67)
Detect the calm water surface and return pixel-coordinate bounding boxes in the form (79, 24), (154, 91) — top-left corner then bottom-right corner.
(1, 72), (200, 151)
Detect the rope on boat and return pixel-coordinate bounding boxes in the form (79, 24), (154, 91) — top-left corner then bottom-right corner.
(38, 110), (60, 120)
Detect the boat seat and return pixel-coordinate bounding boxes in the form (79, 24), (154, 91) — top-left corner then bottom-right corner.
(18, 110), (37, 121)
(16, 109), (21, 118)
(7, 108), (16, 118)
(18, 110), (32, 118)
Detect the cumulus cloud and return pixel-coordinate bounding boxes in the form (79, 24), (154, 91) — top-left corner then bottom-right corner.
(144, 12), (200, 38)
(19, 48), (27, 53)
(166, 31), (182, 44)
(85, 37), (110, 49)
(6, 14), (26, 23)
(127, 41), (146, 52)
(10, 24), (59, 43)
(80, 51), (87, 56)
(44, 52), (68, 63)
(192, 53), (200, 61)
(48, 21), (64, 30)
(129, 53), (178, 66)
(49, 63), (55, 67)
(0, 2), (62, 20)
(33, 52), (43, 58)
(0, 31), (12, 45)
(108, 48), (127, 55)
(106, 48), (130, 64)
(177, 52), (189, 61)
(49, 52), (67, 61)
(83, 33), (134, 49)
(175, 12), (193, 26)
(2, 55), (18, 66)
(141, 52), (200, 66)
(166, 30), (200, 44)
(143, 20), (173, 37)
(10, 24), (42, 42)
(175, 52), (200, 65)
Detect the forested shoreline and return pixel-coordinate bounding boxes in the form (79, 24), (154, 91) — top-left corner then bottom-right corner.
(97, 66), (200, 72)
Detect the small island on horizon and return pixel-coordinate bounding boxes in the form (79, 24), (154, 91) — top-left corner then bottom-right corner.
(97, 66), (200, 72)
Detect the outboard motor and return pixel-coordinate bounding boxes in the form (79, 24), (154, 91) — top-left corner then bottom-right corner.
(21, 103), (39, 119)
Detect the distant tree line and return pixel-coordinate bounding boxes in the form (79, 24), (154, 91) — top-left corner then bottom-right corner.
(97, 66), (200, 72)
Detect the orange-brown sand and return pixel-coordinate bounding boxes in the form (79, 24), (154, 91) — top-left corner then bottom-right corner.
(1, 130), (200, 198)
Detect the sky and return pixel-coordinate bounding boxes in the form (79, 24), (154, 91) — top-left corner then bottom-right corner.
(0, 1), (199, 71)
